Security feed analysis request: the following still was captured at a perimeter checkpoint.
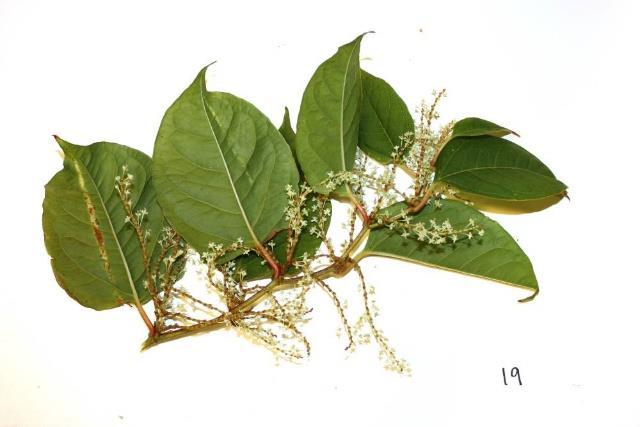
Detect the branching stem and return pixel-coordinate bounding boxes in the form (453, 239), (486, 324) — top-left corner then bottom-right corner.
(141, 220), (371, 350)
(255, 242), (282, 279)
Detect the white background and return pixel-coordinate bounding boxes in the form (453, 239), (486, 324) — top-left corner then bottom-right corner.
(2, 0), (639, 426)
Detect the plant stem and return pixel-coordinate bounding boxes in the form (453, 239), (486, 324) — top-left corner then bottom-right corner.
(408, 188), (432, 214)
(141, 318), (225, 350)
(255, 242), (282, 279)
(400, 164), (417, 179)
(136, 304), (156, 336)
(141, 224), (370, 351)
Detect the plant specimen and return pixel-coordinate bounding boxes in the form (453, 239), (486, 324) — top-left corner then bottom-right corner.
(42, 33), (567, 373)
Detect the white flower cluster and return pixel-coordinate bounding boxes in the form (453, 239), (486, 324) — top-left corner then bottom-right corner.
(283, 183), (309, 241)
(321, 170), (363, 193)
(376, 203), (484, 245)
(307, 196), (331, 239)
(114, 164), (134, 208)
(282, 183), (332, 265)
(352, 266), (411, 375)
(202, 237), (247, 265)
(400, 92), (454, 198)
(235, 279), (313, 360)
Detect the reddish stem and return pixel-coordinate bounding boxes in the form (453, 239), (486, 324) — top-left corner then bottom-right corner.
(135, 304), (156, 336)
(408, 190), (432, 214)
(256, 243), (282, 279)
(354, 200), (370, 225)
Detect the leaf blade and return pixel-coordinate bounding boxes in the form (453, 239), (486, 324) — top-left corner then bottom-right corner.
(42, 138), (162, 310)
(450, 117), (519, 139)
(233, 109), (332, 280)
(358, 70), (414, 163)
(295, 33), (368, 196)
(152, 67), (299, 253)
(234, 195), (332, 280)
(362, 200), (538, 296)
(279, 106), (296, 146)
(434, 135), (567, 205)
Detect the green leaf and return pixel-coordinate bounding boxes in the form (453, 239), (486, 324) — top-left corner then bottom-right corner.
(448, 191), (567, 215)
(231, 108), (331, 280)
(434, 135), (567, 212)
(362, 200), (538, 299)
(279, 106), (299, 170)
(42, 137), (162, 310)
(152, 66), (299, 253)
(358, 70), (414, 163)
(295, 33), (369, 197)
(450, 117), (519, 139)
(279, 107), (296, 146)
(234, 195), (332, 280)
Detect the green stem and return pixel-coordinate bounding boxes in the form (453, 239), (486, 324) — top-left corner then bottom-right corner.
(141, 318), (226, 350)
(141, 224), (370, 351)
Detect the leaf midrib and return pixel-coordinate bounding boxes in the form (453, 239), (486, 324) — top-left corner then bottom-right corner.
(361, 249), (536, 291)
(438, 165), (558, 181)
(69, 153), (142, 303)
(364, 86), (394, 151)
(339, 40), (360, 172)
(199, 83), (261, 246)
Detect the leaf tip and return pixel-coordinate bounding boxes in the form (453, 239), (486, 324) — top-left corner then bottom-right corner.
(52, 134), (70, 151)
(352, 31), (374, 45)
(197, 60), (218, 91)
(360, 30), (375, 42)
(518, 287), (539, 303)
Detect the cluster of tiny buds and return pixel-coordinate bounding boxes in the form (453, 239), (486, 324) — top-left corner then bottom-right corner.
(292, 251), (312, 271)
(350, 268), (411, 374)
(307, 198), (331, 239)
(322, 170), (364, 193)
(202, 237), (249, 264)
(114, 165), (152, 247)
(281, 183), (332, 261)
(230, 273), (313, 360)
(377, 206), (484, 245)
(284, 183), (309, 237)
(158, 226), (178, 247)
(398, 92), (455, 197)
(114, 165), (134, 208)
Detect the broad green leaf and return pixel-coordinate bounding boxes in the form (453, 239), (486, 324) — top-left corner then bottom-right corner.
(234, 195), (332, 280)
(450, 117), (519, 139)
(233, 110), (331, 279)
(358, 70), (414, 163)
(295, 33), (368, 197)
(449, 191), (566, 215)
(434, 136), (567, 210)
(42, 138), (162, 310)
(152, 66), (299, 253)
(362, 200), (538, 299)
(279, 107), (296, 146)
(279, 106), (299, 170)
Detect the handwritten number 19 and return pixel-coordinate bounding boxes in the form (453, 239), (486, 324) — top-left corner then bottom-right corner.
(502, 367), (522, 386)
